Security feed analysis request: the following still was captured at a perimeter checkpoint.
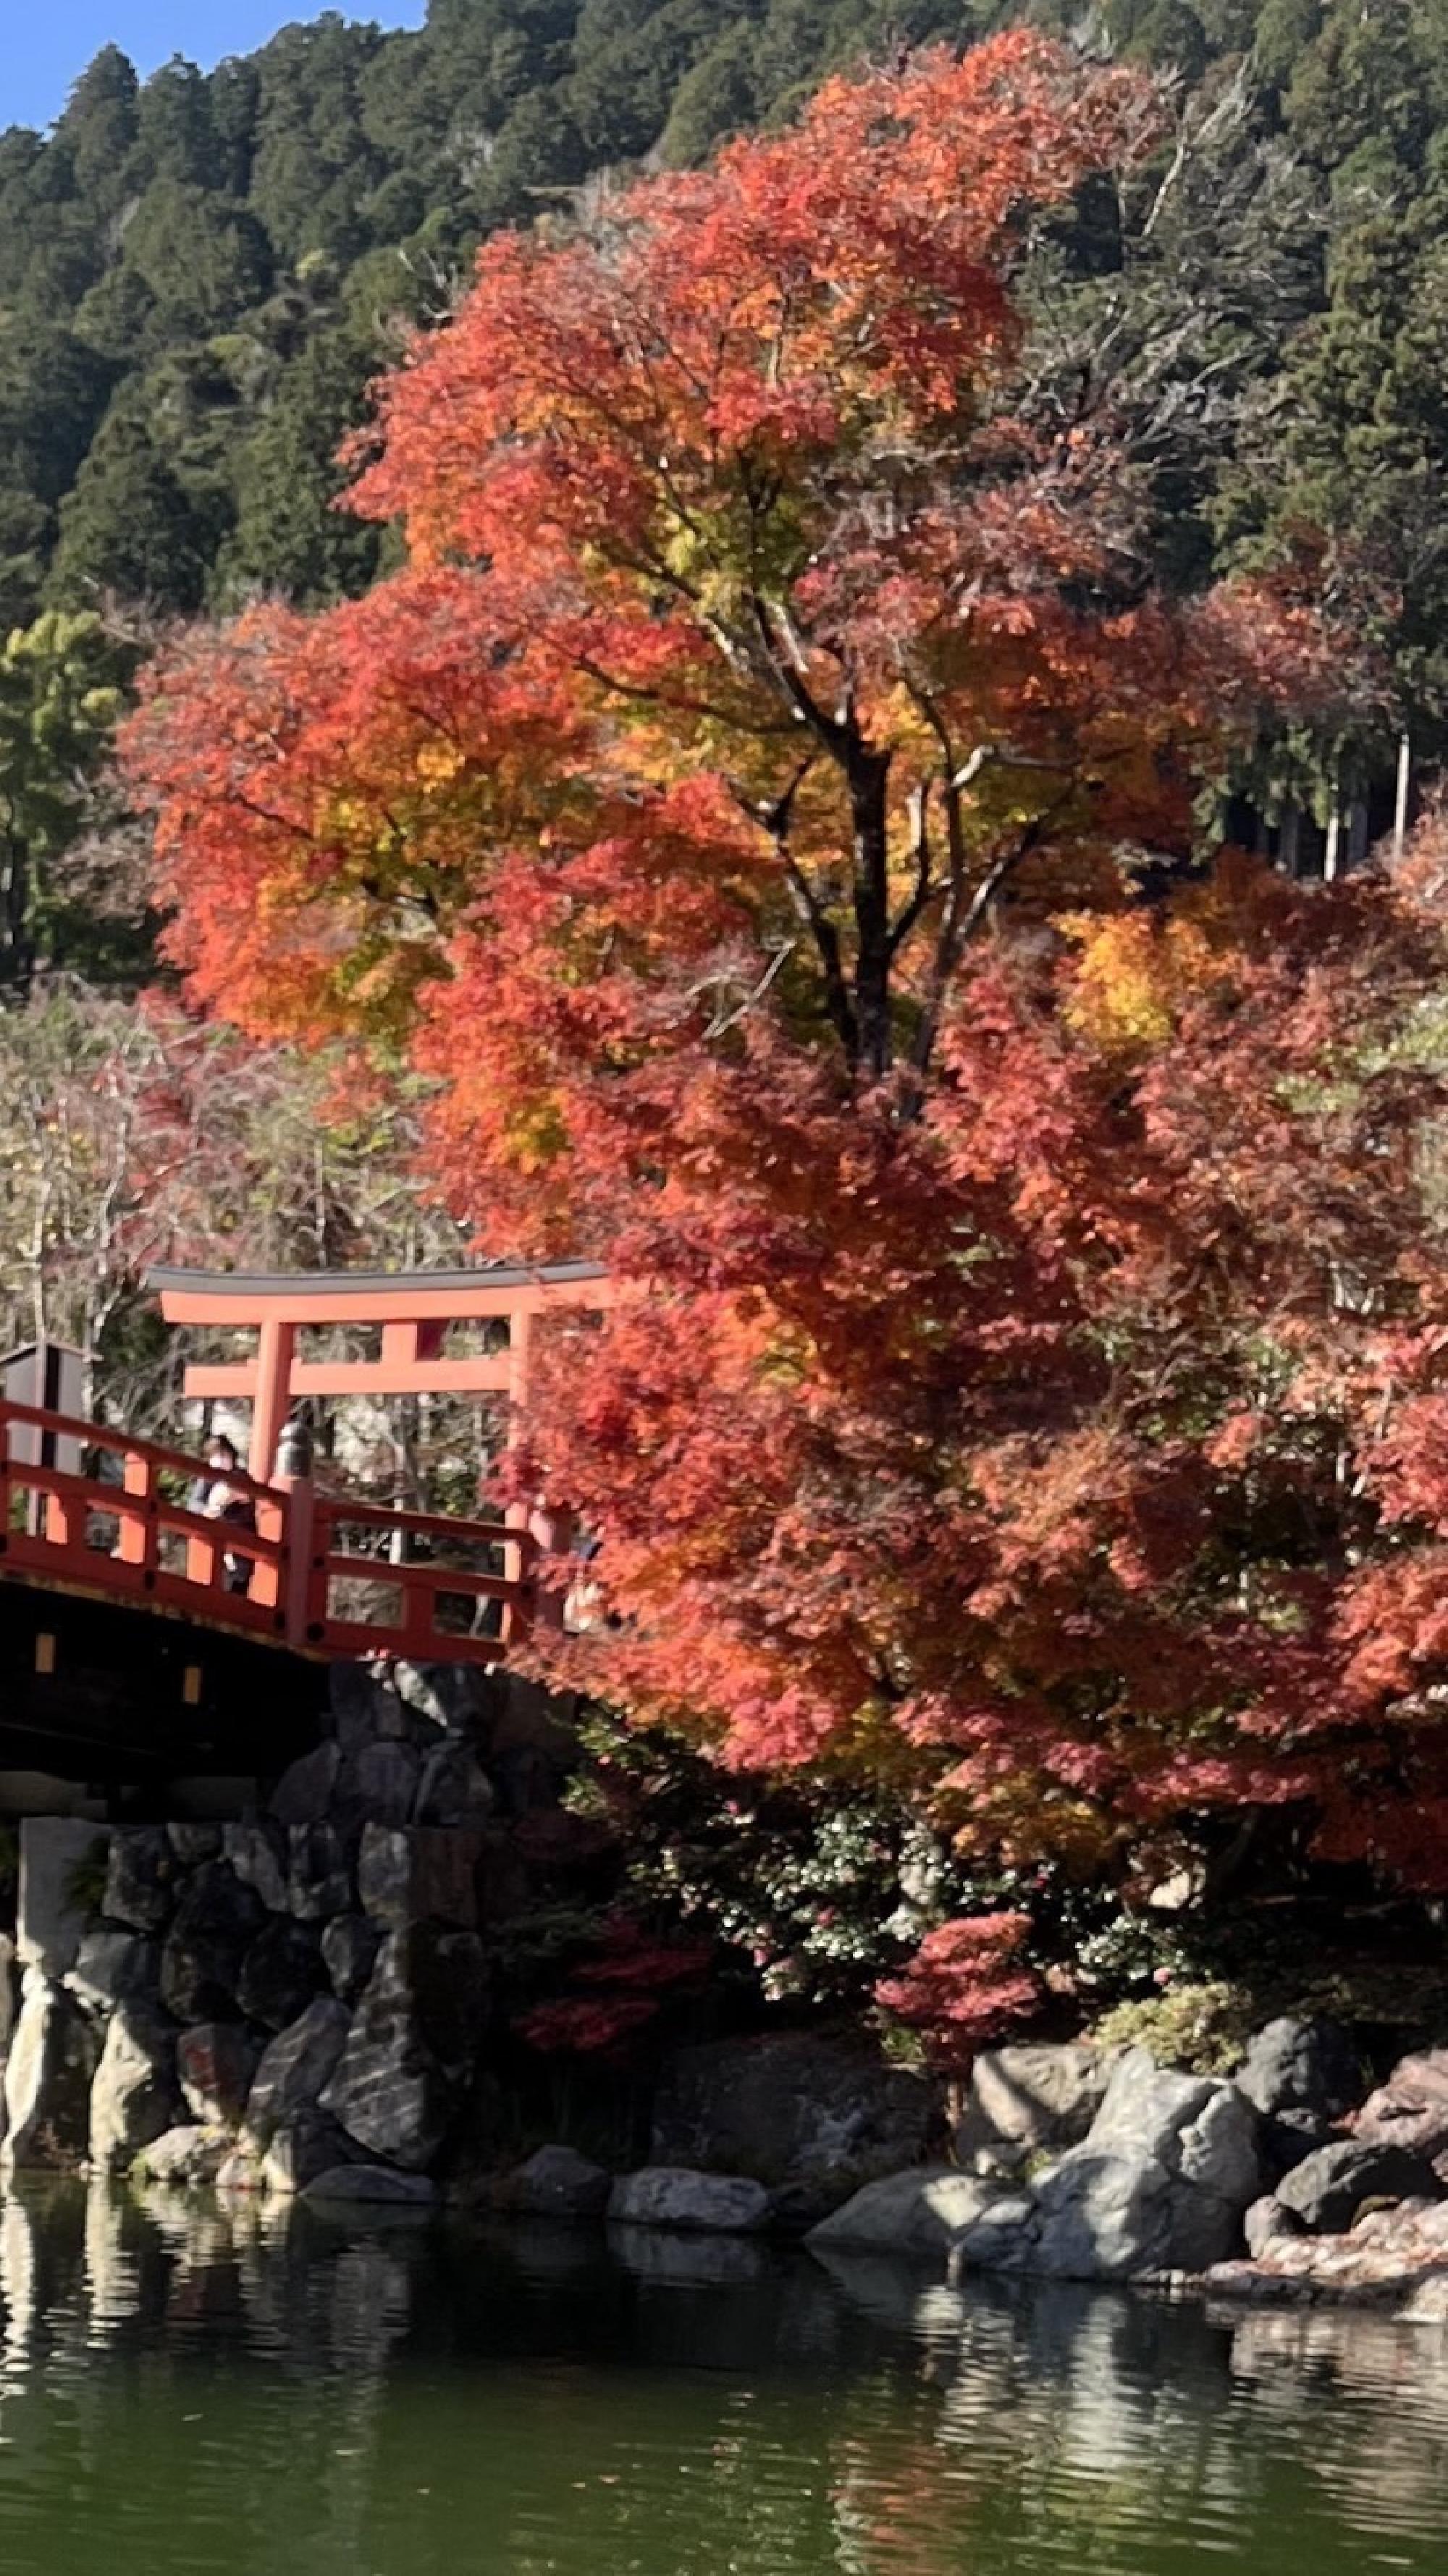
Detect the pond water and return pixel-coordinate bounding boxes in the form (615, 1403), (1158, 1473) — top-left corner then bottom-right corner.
(0, 2180), (1444, 2575)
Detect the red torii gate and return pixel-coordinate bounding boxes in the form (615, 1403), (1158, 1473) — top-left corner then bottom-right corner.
(147, 1260), (612, 1483)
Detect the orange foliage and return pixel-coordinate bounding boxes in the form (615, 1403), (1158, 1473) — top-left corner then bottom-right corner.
(120, 37), (1442, 2036)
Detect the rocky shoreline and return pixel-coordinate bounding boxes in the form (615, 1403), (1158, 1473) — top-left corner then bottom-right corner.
(6, 1664), (1448, 2323)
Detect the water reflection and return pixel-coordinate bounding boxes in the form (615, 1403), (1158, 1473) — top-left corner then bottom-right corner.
(0, 2180), (1443, 2572)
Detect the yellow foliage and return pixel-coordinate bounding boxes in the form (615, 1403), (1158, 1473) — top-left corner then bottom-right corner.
(1060, 910), (1217, 1049)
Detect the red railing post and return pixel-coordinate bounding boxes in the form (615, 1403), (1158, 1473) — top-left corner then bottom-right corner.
(116, 1449), (152, 1569)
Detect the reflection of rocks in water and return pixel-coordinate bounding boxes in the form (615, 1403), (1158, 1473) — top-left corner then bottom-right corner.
(812, 2249), (967, 2344)
(1225, 2307), (1448, 2542)
(83, 2178), (142, 2338)
(607, 2221), (773, 2288)
(324, 2234), (414, 2372)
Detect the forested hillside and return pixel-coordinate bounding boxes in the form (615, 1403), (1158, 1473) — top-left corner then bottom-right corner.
(4, 0), (1448, 789)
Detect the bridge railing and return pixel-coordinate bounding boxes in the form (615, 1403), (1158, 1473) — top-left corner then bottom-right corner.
(0, 1399), (538, 1666)
(295, 1490), (537, 1663)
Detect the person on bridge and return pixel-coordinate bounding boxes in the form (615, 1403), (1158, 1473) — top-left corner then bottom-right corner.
(190, 1435), (257, 1595)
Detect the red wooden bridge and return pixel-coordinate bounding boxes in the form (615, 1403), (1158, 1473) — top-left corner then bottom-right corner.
(0, 1261), (610, 1695)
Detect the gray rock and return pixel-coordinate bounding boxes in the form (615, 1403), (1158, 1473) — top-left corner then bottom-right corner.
(243, 1997), (351, 2145)
(237, 1918), (325, 2030)
(1, 1971), (101, 2168)
(65, 1929), (159, 2017)
(321, 1913), (382, 2005)
(391, 1661), (494, 1733)
(1244, 2194), (1306, 2257)
(286, 1824), (353, 1921)
(167, 1824), (222, 1866)
(956, 2044), (1110, 2175)
(1275, 2139), (1444, 2233)
(608, 2168), (773, 2233)
(320, 1927), (481, 2170)
(259, 2112), (361, 2195)
(20, 1820), (111, 1971)
(1028, 2152), (1213, 2278)
(1030, 2050), (1264, 2280)
(947, 2192), (1040, 2275)
(356, 1824), (482, 1929)
(300, 2164), (438, 2207)
(1177, 2084), (1263, 2204)
(414, 1741), (495, 1828)
(214, 2144), (262, 2195)
(1236, 2018), (1362, 2128)
(269, 1741), (341, 1829)
(1355, 2049), (1448, 2162)
(177, 2022), (261, 2127)
(88, 2005), (181, 2173)
(104, 1826), (173, 1934)
(334, 1740), (420, 1829)
(160, 1861), (266, 2021)
(223, 1821), (290, 1913)
(652, 2034), (935, 2200)
(329, 1661), (408, 1749)
(807, 2169), (1008, 2256)
(0, 1933), (15, 2066)
(942, 2049), (1267, 2285)
(132, 2123), (234, 2188)
(505, 2144), (613, 2218)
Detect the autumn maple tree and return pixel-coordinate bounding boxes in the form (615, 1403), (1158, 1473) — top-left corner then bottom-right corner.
(123, 34), (1448, 2047)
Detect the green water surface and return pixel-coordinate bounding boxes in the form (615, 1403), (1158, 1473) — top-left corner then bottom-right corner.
(0, 2179), (1443, 2575)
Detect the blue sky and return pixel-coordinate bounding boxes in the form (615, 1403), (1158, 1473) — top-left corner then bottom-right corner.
(4, 2), (428, 133)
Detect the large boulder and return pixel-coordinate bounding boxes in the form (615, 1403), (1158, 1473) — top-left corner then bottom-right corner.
(133, 2123), (234, 2189)
(319, 1926), (484, 2170)
(19, 1820), (111, 1972)
(808, 2168), (1008, 2257)
(1, 1971), (101, 2168)
(1274, 2138), (1444, 2233)
(333, 1740), (420, 1831)
(259, 2112), (362, 2195)
(177, 2022), (261, 2128)
(414, 1742), (495, 1829)
(66, 1929), (160, 2018)
(651, 2034), (936, 2203)
(356, 1826), (484, 1930)
(160, 1861), (266, 2021)
(167, 1824), (222, 1866)
(243, 1996), (351, 2145)
(321, 1913), (381, 2005)
(300, 2164), (437, 2208)
(609, 2168), (773, 2233)
(500, 2144), (613, 2218)
(88, 2005), (182, 2173)
(1355, 2050), (1448, 2164)
(1235, 2017), (1363, 2168)
(103, 1826), (173, 1934)
(286, 1824), (353, 1922)
(0, 1934), (15, 2066)
(955, 2043), (1110, 2176)
(237, 1918), (326, 2031)
(223, 1822), (290, 1913)
(269, 1741), (341, 1829)
(943, 2049), (1266, 2283)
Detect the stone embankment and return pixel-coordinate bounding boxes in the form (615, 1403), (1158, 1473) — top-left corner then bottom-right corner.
(0, 1658), (576, 2205)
